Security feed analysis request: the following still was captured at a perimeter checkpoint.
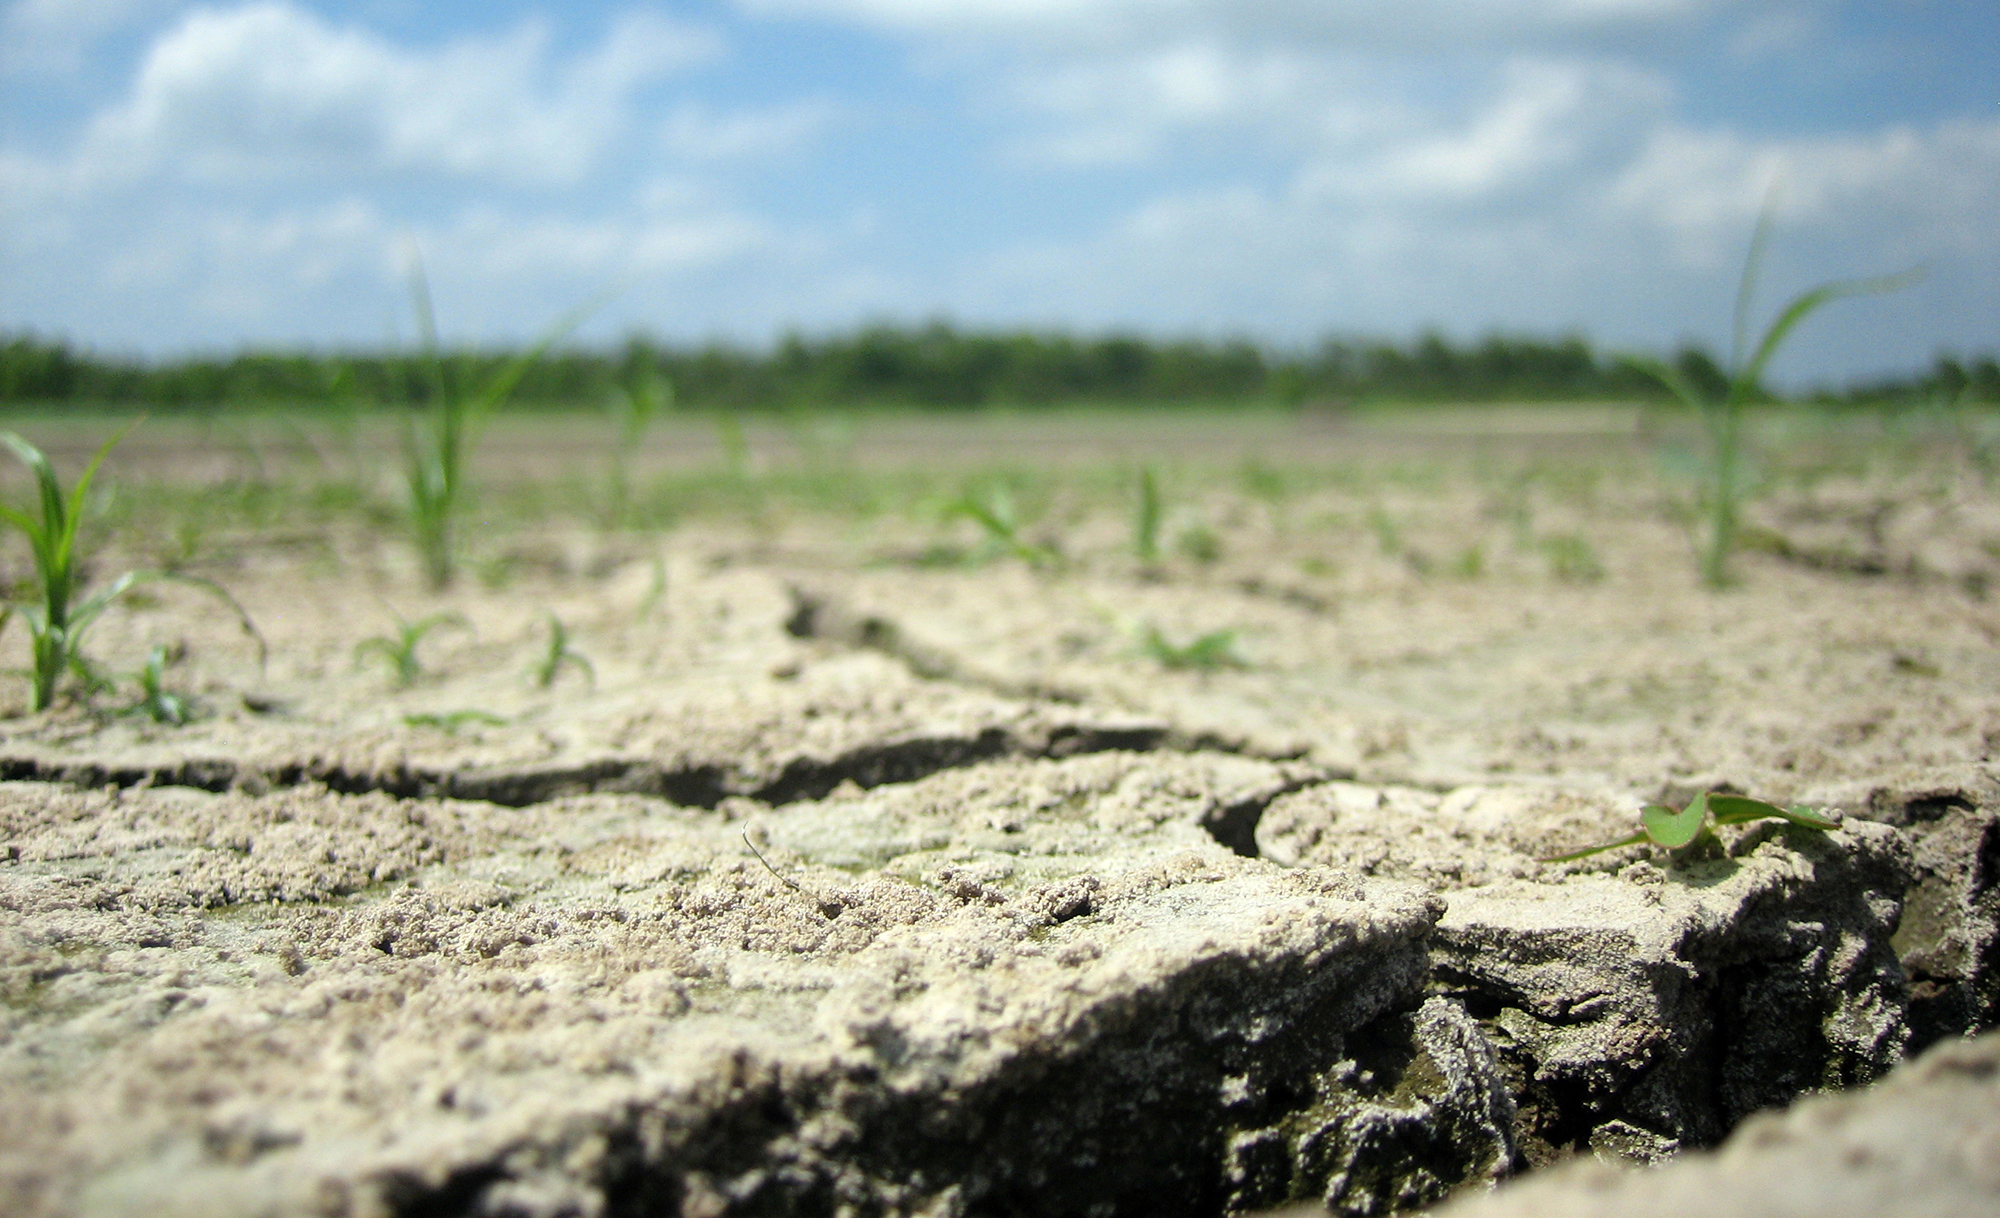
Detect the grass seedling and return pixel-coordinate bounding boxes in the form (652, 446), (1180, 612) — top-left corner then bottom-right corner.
(529, 612), (594, 689)
(1540, 533), (1604, 583)
(1541, 791), (1839, 864)
(1137, 623), (1244, 671)
(1623, 208), (1918, 588)
(0, 428), (263, 712)
(1134, 466), (1163, 564)
(603, 369), (670, 528)
(356, 609), (471, 686)
(402, 709), (507, 733)
(401, 257), (602, 589)
(944, 484), (1057, 568)
(1176, 523), (1222, 565)
(121, 645), (191, 726)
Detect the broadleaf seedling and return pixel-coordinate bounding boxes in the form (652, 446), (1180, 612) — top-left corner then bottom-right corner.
(0, 428), (264, 712)
(1542, 791), (1839, 863)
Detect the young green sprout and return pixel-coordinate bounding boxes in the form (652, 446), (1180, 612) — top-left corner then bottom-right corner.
(0, 428), (262, 712)
(355, 609), (471, 686)
(944, 484), (1057, 568)
(400, 256), (601, 589)
(529, 612), (594, 689)
(122, 645), (192, 726)
(603, 368), (670, 528)
(1623, 208), (1918, 588)
(1541, 792), (1840, 864)
(1138, 623), (1245, 671)
(402, 709), (507, 733)
(1134, 466), (1163, 565)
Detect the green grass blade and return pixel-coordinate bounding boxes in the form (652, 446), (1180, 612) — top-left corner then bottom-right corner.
(1619, 354), (1712, 415)
(1540, 830), (1649, 864)
(1735, 270), (1926, 404)
(1135, 466), (1162, 563)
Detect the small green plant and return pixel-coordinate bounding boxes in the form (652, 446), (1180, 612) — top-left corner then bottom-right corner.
(1134, 466), (1163, 564)
(356, 609), (471, 686)
(1137, 623), (1244, 671)
(401, 257), (600, 589)
(121, 645), (191, 725)
(602, 368), (670, 528)
(1540, 533), (1604, 583)
(1176, 523), (1223, 564)
(944, 484), (1057, 568)
(635, 555), (668, 621)
(1450, 544), (1485, 579)
(714, 409), (751, 479)
(402, 709), (507, 733)
(1541, 791), (1839, 863)
(0, 428), (262, 712)
(529, 612), (594, 689)
(1624, 210), (1917, 588)
(1366, 507), (1402, 556)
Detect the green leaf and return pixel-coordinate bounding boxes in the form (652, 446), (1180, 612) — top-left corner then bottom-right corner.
(1780, 804), (1841, 831)
(1706, 795), (1840, 831)
(1641, 794), (1709, 849)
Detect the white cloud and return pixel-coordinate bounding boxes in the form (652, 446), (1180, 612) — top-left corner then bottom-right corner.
(69, 2), (720, 188)
(1611, 116), (2000, 268)
(958, 69), (2000, 381)
(1328, 58), (1669, 201)
(740, 0), (1728, 48)
(660, 98), (843, 160)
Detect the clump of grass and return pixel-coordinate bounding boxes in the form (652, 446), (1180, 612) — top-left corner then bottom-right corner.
(1624, 209), (1917, 588)
(529, 612), (594, 689)
(401, 258), (599, 589)
(356, 609), (471, 686)
(0, 428), (263, 712)
(1134, 466), (1163, 564)
(1137, 623), (1244, 671)
(944, 484), (1058, 568)
(1542, 791), (1838, 863)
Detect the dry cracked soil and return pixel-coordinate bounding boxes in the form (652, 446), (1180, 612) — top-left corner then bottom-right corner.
(1, 407), (1997, 1217)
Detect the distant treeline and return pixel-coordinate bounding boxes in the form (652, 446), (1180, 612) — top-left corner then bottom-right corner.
(2, 324), (1994, 411)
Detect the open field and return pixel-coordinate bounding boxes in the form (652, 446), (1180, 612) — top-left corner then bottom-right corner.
(1, 404), (1997, 1216)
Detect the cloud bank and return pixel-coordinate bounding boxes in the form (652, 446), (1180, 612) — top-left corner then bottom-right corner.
(0, 0), (1992, 383)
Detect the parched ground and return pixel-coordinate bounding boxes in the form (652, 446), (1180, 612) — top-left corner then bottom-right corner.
(1, 406), (1996, 1217)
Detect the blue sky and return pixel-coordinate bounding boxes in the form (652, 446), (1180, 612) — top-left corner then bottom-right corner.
(1, 0), (1995, 386)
